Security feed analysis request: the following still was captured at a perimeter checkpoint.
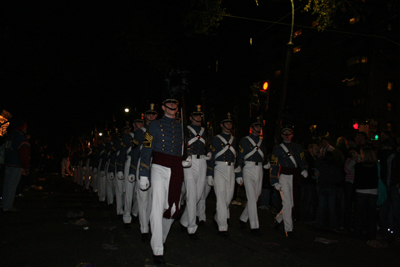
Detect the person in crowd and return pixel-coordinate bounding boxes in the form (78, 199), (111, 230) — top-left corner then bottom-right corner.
(354, 146), (379, 241)
(314, 151), (342, 231)
(2, 120), (30, 212)
(302, 143), (319, 224)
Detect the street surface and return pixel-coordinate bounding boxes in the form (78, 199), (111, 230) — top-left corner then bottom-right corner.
(1, 174), (398, 267)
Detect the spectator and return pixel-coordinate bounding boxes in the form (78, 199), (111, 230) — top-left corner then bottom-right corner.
(319, 137), (334, 157)
(343, 149), (359, 232)
(315, 151), (341, 231)
(2, 120), (30, 212)
(354, 146), (379, 240)
(301, 144), (319, 224)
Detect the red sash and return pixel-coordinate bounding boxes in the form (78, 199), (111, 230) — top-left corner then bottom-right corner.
(152, 151), (184, 219)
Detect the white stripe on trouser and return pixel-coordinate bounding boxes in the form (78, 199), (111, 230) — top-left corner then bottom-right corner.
(115, 171), (125, 215)
(85, 160), (91, 189)
(123, 157), (134, 223)
(98, 171), (106, 202)
(275, 173), (294, 232)
(213, 162), (235, 231)
(106, 172), (115, 205)
(239, 162), (263, 229)
(150, 164), (175, 256)
(180, 157), (207, 234)
(197, 182), (211, 222)
(136, 160), (152, 233)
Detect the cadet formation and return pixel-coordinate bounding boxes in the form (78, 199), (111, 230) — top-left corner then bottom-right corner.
(62, 97), (311, 265)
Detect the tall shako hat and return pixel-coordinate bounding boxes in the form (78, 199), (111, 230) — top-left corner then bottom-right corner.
(251, 116), (262, 127)
(221, 112), (233, 124)
(145, 103), (158, 115)
(191, 105), (203, 117)
(162, 99), (179, 106)
(281, 125), (294, 134)
(133, 113), (145, 124)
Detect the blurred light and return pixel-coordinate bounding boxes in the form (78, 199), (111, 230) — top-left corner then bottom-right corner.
(125, 108), (129, 113)
(353, 123), (359, 130)
(99, 132), (103, 136)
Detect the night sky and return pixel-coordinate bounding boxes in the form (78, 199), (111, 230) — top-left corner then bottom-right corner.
(1, 0), (297, 149)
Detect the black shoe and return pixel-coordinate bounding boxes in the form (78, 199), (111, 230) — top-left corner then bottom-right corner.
(117, 214), (123, 220)
(286, 231), (295, 237)
(218, 231), (230, 237)
(180, 224), (187, 233)
(132, 215), (138, 223)
(212, 219), (219, 230)
(198, 220), (206, 227)
(153, 255), (166, 265)
(274, 219), (281, 230)
(124, 223), (131, 229)
(251, 228), (263, 236)
(141, 233), (149, 242)
(240, 220), (247, 230)
(189, 233), (200, 240)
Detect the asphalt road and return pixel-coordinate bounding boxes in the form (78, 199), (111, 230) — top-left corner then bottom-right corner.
(1, 174), (398, 267)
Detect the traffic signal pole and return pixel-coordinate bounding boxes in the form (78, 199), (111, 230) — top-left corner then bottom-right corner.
(275, 0), (295, 144)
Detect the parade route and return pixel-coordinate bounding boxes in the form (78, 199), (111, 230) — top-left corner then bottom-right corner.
(1, 174), (398, 267)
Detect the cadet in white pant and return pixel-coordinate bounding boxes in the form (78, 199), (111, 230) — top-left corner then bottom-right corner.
(237, 119), (270, 235)
(207, 113), (237, 236)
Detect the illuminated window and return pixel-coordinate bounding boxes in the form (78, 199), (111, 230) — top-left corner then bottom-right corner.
(361, 56), (368, 63)
(293, 29), (302, 38)
(347, 56), (367, 66)
(350, 16), (360, 24)
(388, 82), (393, 91)
(293, 46), (301, 53)
(388, 103), (392, 111)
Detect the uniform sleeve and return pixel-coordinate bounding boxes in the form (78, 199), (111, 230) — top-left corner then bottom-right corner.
(206, 136), (218, 177)
(139, 122), (155, 179)
(270, 146), (280, 185)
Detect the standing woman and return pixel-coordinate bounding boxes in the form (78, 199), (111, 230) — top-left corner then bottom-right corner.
(354, 146), (379, 240)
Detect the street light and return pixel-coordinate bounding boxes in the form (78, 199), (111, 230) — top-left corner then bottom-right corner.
(125, 108), (129, 113)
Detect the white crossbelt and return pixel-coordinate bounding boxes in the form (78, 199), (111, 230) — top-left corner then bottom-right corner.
(243, 136), (264, 161)
(215, 134), (236, 160)
(280, 143), (297, 168)
(187, 125), (205, 146)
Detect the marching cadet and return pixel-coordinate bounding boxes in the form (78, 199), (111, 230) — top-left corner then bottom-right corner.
(136, 106), (158, 241)
(122, 118), (141, 229)
(115, 126), (130, 218)
(206, 113), (239, 237)
(88, 143), (99, 193)
(237, 117), (270, 235)
(139, 99), (190, 265)
(103, 133), (114, 205)
(108, 132), (122, 213)
(97, 136), (109, 203)
(270, 125), (308, 237)
(84, 141), (92, 190)
(180, 105), (209, 240)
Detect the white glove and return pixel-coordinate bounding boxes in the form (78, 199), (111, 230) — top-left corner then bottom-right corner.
(205, 152), (212, 160)
(117, 171), (124, 180)
(139, 176), (149, 191)
(274, 183), (282, 191)
(234, 166), (242, 173)
(109, 173), (114, 180)
(182, 155), (192, 168)
(129, 132), (134, 138)
(263, 162), (271, 169)
(236, 177), (243, 185)
(301, 170), (308, 178)
(207, 176), (214, 186)
(128, 174), (135, 183)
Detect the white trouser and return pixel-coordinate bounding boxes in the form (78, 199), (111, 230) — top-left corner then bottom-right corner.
(275, 173), (294, 232)
(213, 162), (235, 231)
(91, 167), (98, 192)
(123, 157), (135, 223)
(106, 172), (115, 205)
(136, 159), (152, 233)
(150, 164), (175, 256)
(98, 170), (106, 202)
(115, 170), (125, 215)
(197, 182), (212, 222)
(180, 157), (207, 234)
(239, 162), (263, 229)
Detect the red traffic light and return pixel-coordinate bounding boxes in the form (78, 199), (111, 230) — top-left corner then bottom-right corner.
(262, 81), (269, 91)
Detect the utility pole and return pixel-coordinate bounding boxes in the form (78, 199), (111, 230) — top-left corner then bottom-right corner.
(275, 0), (295, 144)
